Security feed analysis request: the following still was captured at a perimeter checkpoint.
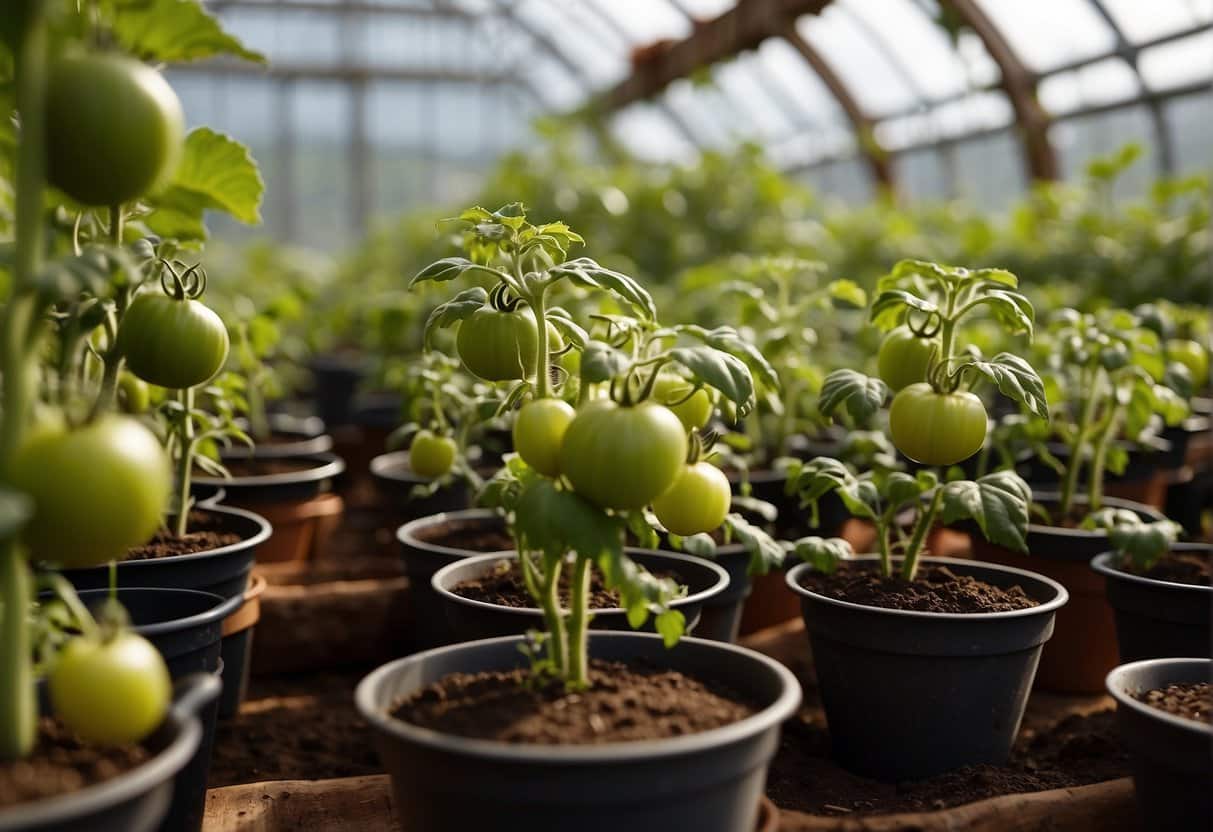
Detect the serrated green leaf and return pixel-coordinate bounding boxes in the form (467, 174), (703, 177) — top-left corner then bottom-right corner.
(726, 513), (786, 576)
(791, 536), (851, 574)
(870, 289), (938, 330)
(654, 609), (685, 647)
(1084, 508), (1180, 571)
(579, 340), (631, 384)
(423, 288), (487, 346)
(549, 257), (656, 320)
(967, 352), (1049, 420)
(667, 345), (755, 416)
(514, 479), (623, 562)
(818, 369), (889, 425)
(674, 325), (780, 393)
(109, 0), (265, 64)
(546, 310), (588, 350)
(938, 470), (1032, 553)
(146, 128), (264, 239)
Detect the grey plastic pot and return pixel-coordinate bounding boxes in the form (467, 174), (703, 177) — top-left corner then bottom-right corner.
(432, 550), (729, 642)
(1106, 658), (1212, 831)
(355, 632), (801, 832)
(1091, 544), (1212, 663)
(787, 556), (1069, 781)
(0, 673), (219, 832)
(371, 451), (473, 522)
(396, 509), (512, 648)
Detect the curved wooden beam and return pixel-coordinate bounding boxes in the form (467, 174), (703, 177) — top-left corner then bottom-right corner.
(942, 0), (1058, 180)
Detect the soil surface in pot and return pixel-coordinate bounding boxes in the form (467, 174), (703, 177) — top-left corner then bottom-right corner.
(451, 558), (680, 609)
(1131, 551), (1212, 586)
(798, 562), (1037, 613)
(391, 660), (754, 744)
(125, 510), (243, 559)
(0, 719), (149, 808)
(410, 517), (513, 553)
(767, 709), (1130, 816)
(1133, 682), (1212, 724)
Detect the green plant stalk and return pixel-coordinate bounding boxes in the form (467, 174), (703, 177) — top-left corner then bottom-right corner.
(173, 387), (196, 538)
(1058, 367), (1103, 518)
(540, 559), (567, 675)
(0, 4), (49, 760)
(1087, 403), (1125, 513)
(876, 514), (893, 578)
(529, 285), (551, 400)
(900, 489), (944, 582)
(246, 377), (270, 442)
(565, 554), (592, 688)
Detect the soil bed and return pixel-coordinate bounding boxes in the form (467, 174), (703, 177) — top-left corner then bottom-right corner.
(125, 510), (243, 559)
(451, 558), (680, 609)
(0, 719), (149, 809)
(1134, 552), (1211, 586)
(1134, 682), (1212, 724)
(798, 562), (1036, 613)
(391, 659), (754, 744)
(767, 709), (1130, 816)
(410, 517), (514, 554)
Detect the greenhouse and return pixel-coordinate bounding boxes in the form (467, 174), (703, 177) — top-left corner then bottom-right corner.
(0, 1), (1210, 831)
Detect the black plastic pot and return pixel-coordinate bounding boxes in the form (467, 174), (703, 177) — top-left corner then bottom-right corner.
(432, 550), (729, 642)
(1106, 658), (1213, 831)
(397, 509), (512, 648)
(728, 467), (847, 539)
(61, 505), (270, 718)
(1018, 441), (1172, 485)
(308, 353), (368, 428)
(371, 451), (473, 521)
(0, 674), (218, 832)
(1160, 414), (1210, 469)
(221, 413), (333, 461)
(194, 452), (346, 505)
(355, 632), (801, 832)
(692, 549), (751, 643)
(787, 556), (1068, 781)
(1090, 544), (1212, 663)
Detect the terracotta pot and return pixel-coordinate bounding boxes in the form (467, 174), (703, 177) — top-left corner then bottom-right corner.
(218, 573), (267, 717)
(969, 491), (1164, 694)
(737, 570), (802, 637)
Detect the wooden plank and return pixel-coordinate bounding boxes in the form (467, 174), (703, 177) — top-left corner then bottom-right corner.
(205, 775), (400, 832)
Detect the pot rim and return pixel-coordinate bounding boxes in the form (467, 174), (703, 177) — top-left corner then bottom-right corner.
(1025, 490), (1165, 537)
(96, 504), (272, 571)
(431, 549), (730, 618)
(75, 587), (244, 636)
(396, 508), (511, 557)
(1105, 657), (1213, 737)
(355, 631), (801, 763)
(194, 451), (345, 488)
(785, 555), (1069, 621)
(0, 675), (214, 830)
(370, 450), (428, 484)
(1090, 547), (1213, 594)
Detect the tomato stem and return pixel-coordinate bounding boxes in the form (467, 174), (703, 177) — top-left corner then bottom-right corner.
(900, 488), (943, 582)
(1058, 365), (1103, 518)
(1087, 400), (1124, 514)
(565, 554), (592, 689)
(172, 386), (196, 538)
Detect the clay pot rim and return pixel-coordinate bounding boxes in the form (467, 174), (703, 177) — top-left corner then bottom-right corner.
(355, 631), (801, 762)
(222, 573), (268, 636)
(431, 549), (730, 619)
(1105, 657), (1213, 737)
(1090, 546), (1213, 595)
(396, 508), (512, 557)
(195, 452), (345, 488)
(786, 555), (1069, 622)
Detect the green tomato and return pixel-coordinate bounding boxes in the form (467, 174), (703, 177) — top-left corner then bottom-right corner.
(409, 430), (456, 478)
(10, 416), (172, 568)
(49, 632), (171, 745)
(652, 462), (731, 536)
(1167, 339), (1209, 387)
(45, 53), (184, 207)
(513, 398), (574, 477)
(559, 400), (688, 510)
(456, 307), (539, 382)
(116, 292), (230, 389)
(889, 383), (988, 467)
(651, 374), (713, 430)
(877, 327), (936, 392)
(117, 371), (151, 414)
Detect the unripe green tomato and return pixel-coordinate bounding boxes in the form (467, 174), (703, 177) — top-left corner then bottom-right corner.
(652, 462), (731, 536)
(50, 633), (171, 745)
(513, 398), (575, 477)
(409, 430), (457, 478)
(559, 400), (688, 510)
(456, 308), (539, 382)
(877, 327), (936, 392)
(45, 53), (185, 206)
(10, 416), (172, 568)
(888, 383), (988, 467)
(1167, 339), (1209, 387)
(651, 374), (713, 431)
(117, 371), (151, 414)
(116, 293), (230, 389)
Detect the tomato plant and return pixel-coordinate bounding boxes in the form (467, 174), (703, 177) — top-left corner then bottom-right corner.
(45, 52), (184, 207)
(410, 430), (456, 478)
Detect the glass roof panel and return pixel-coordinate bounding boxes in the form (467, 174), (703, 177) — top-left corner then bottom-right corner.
(751, 38), (848, 128)
(839, 0), (969, 103)
(1038, 57), (1141, 116)
(712, 55), (796, 138)
(1138, 30), (1213, 90)
(1098, 0), (1213, 43)
(514, 1), (621, 85)
(976, 0), (1115, 72)
(591, 0), (690, 44)
(611, 102), (699, 162)
(796, 8), (919, 118)
(666, 0), (735, 20)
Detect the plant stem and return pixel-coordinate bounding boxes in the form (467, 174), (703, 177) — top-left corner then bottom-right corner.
(876, 516), (893, 578)
(173, 387), (196, 538)
(901, 488), (943, 582)
(1059, 367), (1102, 518)
(539, 560), (566, 675)
(529, 285), (551, 399)
(565, 555), (592, 688)
(0, 542), (35, 759)
(1087, 402), (1124, 513)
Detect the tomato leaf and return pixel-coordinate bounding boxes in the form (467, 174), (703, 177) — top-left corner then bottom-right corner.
(827, 279), (867, 309)
(791, 536), (852, 574)
(978, 290), (1035, 337)
(549, 257), (656, 320)
(145, 128), (264, 241)
(725, 513), (787, 576)
(546, 309), (588, 350)
(654, 609), (685, 648)
(411, 256), (508, 287)
(514, 479), (623, 564)
(672, 325), (780, 393)
(1083, 508), (1181, 572)
(938, 470), (1032, 553)
(818, 369), (889, 426)
(667, 346), (755, 416)
(966, 352), (1049, 420)
(869, 289), (938, 330)
(423, 287), (487, 346)
(108, 0), (265, 64)
(579, 340), (631, 384)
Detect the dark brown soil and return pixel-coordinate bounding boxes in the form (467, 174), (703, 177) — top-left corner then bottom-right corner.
(1134, 682), (1212, 724)
(391, 660), (754, 744)
(0, 720), (150, 809)
(799, 563), (1037, 613)
(215, 458), (324, 478)
(451, 558), (680, 609)
(411, 516), (514, 553)
(1137, 552), (1212, 586)
(766, 709), (1130, 816)
(125, 510), (243, 559)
